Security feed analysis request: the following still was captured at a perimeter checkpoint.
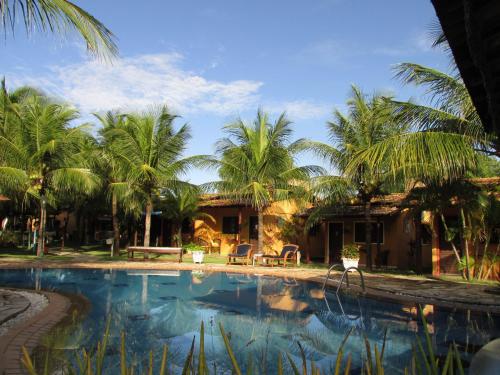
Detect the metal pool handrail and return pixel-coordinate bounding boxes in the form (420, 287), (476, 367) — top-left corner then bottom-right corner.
(337, 267), (365, 294)
(322, 263), (344, 291)
(322, 264), (366, 294)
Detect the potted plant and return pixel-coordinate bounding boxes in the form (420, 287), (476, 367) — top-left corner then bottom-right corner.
(341, 244), (360, 271)
(183, 243), (205, 264)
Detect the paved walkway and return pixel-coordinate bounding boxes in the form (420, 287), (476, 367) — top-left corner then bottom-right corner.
(0, 290), (70, 375)
(1, 258), (499, 313)
(0, 292), (30, 325)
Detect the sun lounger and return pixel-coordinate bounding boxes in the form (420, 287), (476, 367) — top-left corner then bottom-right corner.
(261, 244), (299, 267)
(227, 243), (253, 265)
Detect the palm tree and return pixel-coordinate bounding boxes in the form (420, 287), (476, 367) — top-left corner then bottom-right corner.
(95, 111), (128, 256)
(0, 0), (117, 59)
(106, 106), (198, 247)
(159, 185), (214, 247)
(346, 63), (495, 182)
(299, 86), (406, 269)
(212, 109), (316, 253)
(0, 90), (99, 255)
(406, 179), (489, 280)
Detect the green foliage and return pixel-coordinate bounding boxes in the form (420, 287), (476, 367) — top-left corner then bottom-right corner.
(341, 244), (360, 260)
(345, 62), (491, 183)
(183, 242), (205, 252)
(0, 229), (18, 247)
(0, 0), (117, 59)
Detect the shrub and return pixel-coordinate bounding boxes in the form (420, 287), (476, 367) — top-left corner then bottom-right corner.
(341, 244), (360, 259)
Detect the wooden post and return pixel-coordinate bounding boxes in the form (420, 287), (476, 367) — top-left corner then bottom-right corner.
(237, 207), (242, 244)
(323, 222), (329, 264)
(431, 215), (440, 277)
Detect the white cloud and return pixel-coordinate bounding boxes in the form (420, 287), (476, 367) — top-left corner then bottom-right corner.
(268, 100), (330, 120)
(8, 52), (263, 116)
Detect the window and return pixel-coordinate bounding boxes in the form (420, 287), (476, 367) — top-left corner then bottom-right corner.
(354, 222), (384, 244)
(249, 216), (258, 240)
(222, 216), (239, 234)
(421, 224), (432, 245)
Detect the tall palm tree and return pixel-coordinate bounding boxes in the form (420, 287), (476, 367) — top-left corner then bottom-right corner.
(300, 86), (406, 269)
(95, 111), (128, 256)
(107, 106), (198, 247)
(0, 0), (117, 59)
(346, 63), (495, 182)
(0, 91), (99, 255)
(159, 185), (214, 247)
(212, 109), (316, 253)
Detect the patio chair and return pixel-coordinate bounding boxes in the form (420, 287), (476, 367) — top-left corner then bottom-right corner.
(227, 243), (253, 265)
(261, 244), (299, 267)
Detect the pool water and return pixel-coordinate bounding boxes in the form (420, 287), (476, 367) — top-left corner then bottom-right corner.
(0, 268), (498, 373)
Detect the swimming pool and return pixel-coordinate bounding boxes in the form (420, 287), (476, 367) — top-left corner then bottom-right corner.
(0, 268), (498, 373)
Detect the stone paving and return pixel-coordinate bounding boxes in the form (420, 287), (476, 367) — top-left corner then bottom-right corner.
(0, 292), (30, 325)
(0, 290), (70, 375)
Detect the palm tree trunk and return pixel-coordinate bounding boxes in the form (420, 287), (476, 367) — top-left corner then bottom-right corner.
(460, 208), (471, 281)
(258, 209), (264, 253)
(440, 214), (462, 263)
(176, 224), (182, 247)
(414, 214), (423, 274)
(111, 192), (120, 256)
(37, 195), (47, 257)
(144, 197), (153, 247)
(364, 200), (372, 271)
(477, 235), (490, 279)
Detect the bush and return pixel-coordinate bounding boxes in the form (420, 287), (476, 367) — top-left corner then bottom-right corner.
(341, 244), (359, 259)
(0, 229), (18, 248)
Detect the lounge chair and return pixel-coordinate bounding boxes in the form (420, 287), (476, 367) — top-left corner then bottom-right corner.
(227, 243), (253, 265)
(261, 244), (299, 267)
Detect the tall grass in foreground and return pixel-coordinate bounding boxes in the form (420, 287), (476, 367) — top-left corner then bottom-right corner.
(21, 308), (465, 375)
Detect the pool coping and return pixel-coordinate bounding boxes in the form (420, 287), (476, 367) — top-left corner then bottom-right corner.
(1, 260), (499, 314)
(0, 289), (70, 375)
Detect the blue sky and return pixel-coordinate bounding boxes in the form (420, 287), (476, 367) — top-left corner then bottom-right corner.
(1, 0), (450, 183)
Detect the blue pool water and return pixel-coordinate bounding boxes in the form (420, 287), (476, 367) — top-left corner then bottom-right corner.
(0, 268), (498, 373)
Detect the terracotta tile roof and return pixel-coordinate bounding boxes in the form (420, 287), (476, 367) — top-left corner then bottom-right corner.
(199, 194), (249, 208)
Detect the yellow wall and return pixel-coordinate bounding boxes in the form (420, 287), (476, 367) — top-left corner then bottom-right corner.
(195, 201), (301, 255)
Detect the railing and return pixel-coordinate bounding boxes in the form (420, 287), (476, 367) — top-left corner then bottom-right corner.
(322, 264), (366, 294)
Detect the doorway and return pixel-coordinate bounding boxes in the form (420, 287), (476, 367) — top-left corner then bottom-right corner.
(328, 222), (343, 263)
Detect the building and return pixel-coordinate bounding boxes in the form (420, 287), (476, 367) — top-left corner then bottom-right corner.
(195, 178), (500, 278)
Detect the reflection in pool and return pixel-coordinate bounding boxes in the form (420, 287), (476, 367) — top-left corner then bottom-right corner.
(0, 268), (498, 373)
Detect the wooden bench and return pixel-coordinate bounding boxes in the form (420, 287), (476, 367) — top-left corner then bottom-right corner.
(127, 246), (183, 262)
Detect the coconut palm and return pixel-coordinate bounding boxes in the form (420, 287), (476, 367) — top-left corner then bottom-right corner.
(95, 111), (129, 256)
(0, 91), (99, 255)
(0, 0), (117, 59)
(159, 185), (214, 247)
(106, 106), (199, 247)
(299, 86), (406, 269)
(346, 63), (496, 183)
(212, 109), (317, 253)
